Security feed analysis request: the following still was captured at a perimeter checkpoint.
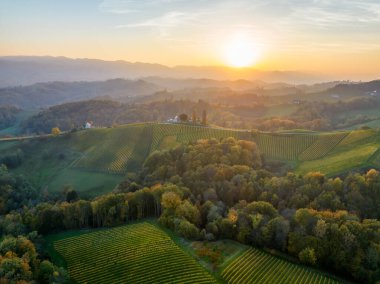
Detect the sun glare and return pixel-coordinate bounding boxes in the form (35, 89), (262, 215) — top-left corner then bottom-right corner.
(222, 34), (261, 68)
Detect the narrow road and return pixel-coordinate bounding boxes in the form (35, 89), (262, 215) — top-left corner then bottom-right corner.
(0, 133), (53, 142)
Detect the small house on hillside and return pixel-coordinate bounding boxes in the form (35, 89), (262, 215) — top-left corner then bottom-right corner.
(167, 116), (180, 123)
(84, 121), (93, 129)
(166, 111), (207, 125)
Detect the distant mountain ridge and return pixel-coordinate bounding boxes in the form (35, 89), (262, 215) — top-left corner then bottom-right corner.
(0, 56), (329, 87)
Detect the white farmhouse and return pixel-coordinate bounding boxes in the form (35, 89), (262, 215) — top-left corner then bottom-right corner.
(84, 121), (93, 129)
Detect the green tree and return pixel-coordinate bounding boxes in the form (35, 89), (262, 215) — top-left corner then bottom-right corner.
(0, 252), (32, 281)
(176, 219), (200, 240)
(38, 260), (55, 283)
(161, 192), (181, 212)
(299, 247), (317, 265)
(175, 200), (201, 226)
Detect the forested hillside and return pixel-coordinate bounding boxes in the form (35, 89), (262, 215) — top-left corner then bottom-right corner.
(0, 79), (162, 109)
(0, 138), (379, 283)
(20, 95), (380, 135)
(322, 80), (380, 97)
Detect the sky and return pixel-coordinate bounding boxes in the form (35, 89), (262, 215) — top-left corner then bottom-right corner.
(1, 0), (380, 79)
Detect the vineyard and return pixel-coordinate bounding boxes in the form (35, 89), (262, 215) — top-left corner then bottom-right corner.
(63, 123), (379, 174)
(298, 132), (348, 161)
(221, 248), (340, 284)
(51, 222), (217, 284)
(338, 129), (376, 146)
(70, 124), (150, 174)
(253, 133), (317, 160)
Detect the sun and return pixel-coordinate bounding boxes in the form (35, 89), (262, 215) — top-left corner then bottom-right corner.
(222, 34), (261, 68)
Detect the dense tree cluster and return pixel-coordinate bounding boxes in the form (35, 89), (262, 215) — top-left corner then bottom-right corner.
(0, 106), (19, 131)
(291, 97), (380, 130)
(0, 165), (37, 215)
(0, 149), (25, 169)
(0, 234), (67, 283)
(143, 140), (379, 219)
(255, 97), (380, 132)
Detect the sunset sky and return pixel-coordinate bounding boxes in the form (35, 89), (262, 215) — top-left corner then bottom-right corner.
(1, 0), (380, 78)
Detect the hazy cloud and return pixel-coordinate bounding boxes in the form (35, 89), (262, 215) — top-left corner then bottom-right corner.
(105, 0), (380, 50)
(115, 11), (201, 29)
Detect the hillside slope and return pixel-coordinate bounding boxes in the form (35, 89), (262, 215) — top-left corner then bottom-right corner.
(1, 123), (379, 197)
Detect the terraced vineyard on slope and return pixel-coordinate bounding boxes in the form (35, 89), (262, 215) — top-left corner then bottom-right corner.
(299, 132), (348, 161)
(221, 248), (340, 284)
(253, 133), (317, 160)
(51, 222), (217, 284)
(338, 129), (376, 146)
(70, 124), (149, 173)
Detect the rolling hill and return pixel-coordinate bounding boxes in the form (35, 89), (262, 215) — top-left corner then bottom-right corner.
(1, 123), (379, 197)
(45, 221), (343, 284)
(0, 79), (163, 109)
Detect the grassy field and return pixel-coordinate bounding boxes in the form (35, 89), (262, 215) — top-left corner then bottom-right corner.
(46, 222), (217, 284)
(1, 123), (379, 196)
(296, 142), (379, 175)
(45, 168), (123, 198)
(1, 135), (123, 198)
(221, 248), (341, 284)
(296, 131), (380, 175)
(338, 129), (376, 145)
(0, 140), (19, 151)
